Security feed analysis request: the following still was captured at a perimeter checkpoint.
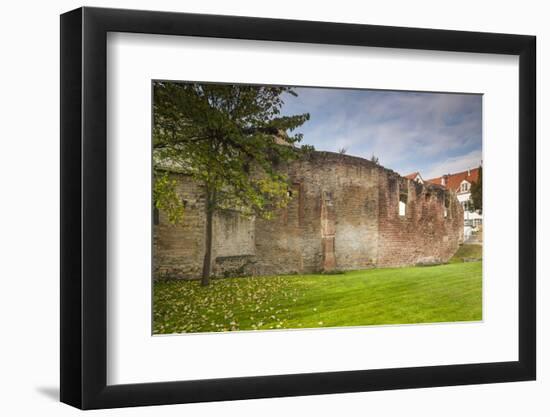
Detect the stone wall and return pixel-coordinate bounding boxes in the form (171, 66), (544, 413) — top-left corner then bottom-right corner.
(153, 177), (206, 279)
(376, 170), (464, 267)
(153, 175), (259, 279)
(153, 151), (463, 279)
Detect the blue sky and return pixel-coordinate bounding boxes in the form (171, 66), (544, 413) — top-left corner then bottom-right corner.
(281, 87), (482, 180)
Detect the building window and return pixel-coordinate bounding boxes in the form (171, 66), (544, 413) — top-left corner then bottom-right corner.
(461, 182), (470, 192)
(444, 208), (448, 218)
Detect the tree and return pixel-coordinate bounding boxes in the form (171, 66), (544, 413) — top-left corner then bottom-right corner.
(153, 82), (310, 285)
(153, 172), (184, 224)
(370, 154), (379, 165)
(470, 165), (482, 213)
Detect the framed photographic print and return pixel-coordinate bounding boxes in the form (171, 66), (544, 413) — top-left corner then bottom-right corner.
(60, 6), (536, 409)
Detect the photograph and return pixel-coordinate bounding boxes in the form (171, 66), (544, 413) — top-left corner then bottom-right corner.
(152, 82), (483, 334)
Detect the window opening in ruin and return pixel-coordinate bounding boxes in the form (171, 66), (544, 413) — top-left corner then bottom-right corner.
(399, 201), (406, 216)
(399, 192), (407, 217)
(444, 194), (451, 219)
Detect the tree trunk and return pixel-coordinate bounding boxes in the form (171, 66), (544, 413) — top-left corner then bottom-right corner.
(201, 193), (214, 286)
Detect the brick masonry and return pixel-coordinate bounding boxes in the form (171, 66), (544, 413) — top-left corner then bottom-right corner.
(153, 151), (463, 279)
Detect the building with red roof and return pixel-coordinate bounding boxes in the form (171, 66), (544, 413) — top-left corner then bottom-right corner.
(426, 168), (480, 196)
(403, 172), (424, 184)
(427, 167), (482, 239)
(403, 167), (482, 241)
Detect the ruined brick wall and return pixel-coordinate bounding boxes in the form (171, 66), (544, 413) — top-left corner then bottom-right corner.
(153, 152), (463, 280)
(153, 175), (205, 279)
(153, 174), (255, 279)
(376, 171), (463, 267)
(250, 152), (379, 276)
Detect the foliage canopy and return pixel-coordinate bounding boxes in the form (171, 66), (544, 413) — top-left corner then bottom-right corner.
(153, 82), (310, 220)
(470, 165), (482, 213)
(152, 81), (310, 284)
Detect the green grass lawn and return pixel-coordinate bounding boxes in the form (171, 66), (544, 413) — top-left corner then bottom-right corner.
(153, 261), (482, 334)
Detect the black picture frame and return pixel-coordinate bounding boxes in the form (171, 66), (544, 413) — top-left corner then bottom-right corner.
(60, 6), (536, 410)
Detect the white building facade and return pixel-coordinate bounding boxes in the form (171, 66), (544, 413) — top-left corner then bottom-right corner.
(411, 167), (482, 241)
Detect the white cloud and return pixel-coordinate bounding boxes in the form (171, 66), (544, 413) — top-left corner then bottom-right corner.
(283, 88), (482, 177)
(421, 149), (483, 179)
